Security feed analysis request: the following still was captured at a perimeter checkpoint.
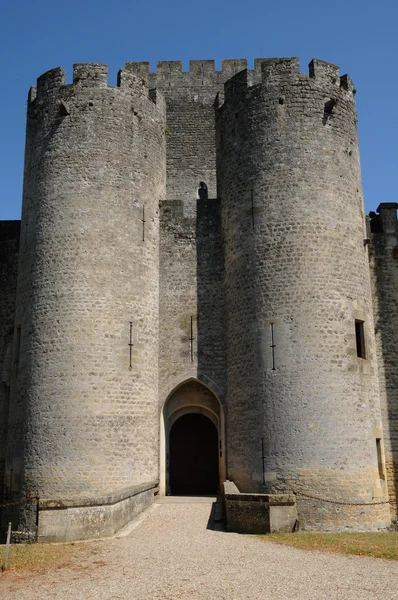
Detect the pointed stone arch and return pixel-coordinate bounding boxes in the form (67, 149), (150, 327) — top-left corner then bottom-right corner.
(160, 378), (226, 495)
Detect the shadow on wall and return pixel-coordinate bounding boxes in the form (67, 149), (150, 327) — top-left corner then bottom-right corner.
(0, 222), (21, 540)
(195, 196), (226, 401)
(370, 207), (398, 522)
(195, 191), (263, 489)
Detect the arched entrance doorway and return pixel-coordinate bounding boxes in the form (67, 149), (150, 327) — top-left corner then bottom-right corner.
(170, 413), (218, 495)
(160, 379), (225, 496)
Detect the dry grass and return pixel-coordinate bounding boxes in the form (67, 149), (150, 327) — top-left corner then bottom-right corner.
(0, 541), (92, 574)
(261, 531), (398, 560)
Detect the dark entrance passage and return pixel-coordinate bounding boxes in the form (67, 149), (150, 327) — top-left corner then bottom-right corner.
(169, 413), (219, 495)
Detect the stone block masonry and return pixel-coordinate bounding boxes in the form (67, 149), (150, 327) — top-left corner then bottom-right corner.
(159, 198), (225, 406)
(5, 64), (165, 539)
(217, 58), (391, 530)
(37, 481), (158, 542)
(369, 203), (398, 522)
(224, 480), (298, 534)
(0, 57), (395, 540)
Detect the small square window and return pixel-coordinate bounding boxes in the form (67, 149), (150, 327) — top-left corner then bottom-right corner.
(355, 320), (366, 359)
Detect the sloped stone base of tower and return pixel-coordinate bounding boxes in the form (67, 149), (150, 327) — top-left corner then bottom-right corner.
(36, 481), (158, 543)
(295, 498), (391, 532)
(287, 470), (392, 532)
(385, 459), (398, 522)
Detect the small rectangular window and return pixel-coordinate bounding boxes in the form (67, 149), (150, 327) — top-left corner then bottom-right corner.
(376, 438), (385, 480)
(355, 320), (366, 359)
(13, 325), (21, 364)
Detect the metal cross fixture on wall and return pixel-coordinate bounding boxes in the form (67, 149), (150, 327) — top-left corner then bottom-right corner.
(270, 322), (276, 370)
(129, 322), (134, 368)
(142, 206), (146, 242)
(189, 316), (194, 362)
(251, 189), (255, 229)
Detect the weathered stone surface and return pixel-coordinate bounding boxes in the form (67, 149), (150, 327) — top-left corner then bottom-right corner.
(369, 203), (398, 523)
(217, 60), (391, 530)
(0, 58), (395, 540)
(224, 481), (297, 533)
(4, 66), (166, 540)
(38, 481), (157, 542)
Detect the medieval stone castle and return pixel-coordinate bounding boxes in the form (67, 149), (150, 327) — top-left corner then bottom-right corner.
(0, 57), (397, 541)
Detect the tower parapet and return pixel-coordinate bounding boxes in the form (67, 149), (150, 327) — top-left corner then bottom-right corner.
(222, 57), (355, 101)
(217, 59), (391, 530)
(126, 59), (250, 87)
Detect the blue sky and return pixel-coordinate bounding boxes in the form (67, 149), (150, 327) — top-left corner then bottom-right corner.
(1, 0), (397, 220)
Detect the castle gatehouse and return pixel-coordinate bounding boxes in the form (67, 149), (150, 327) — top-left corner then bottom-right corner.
(0, 58), (396, 541)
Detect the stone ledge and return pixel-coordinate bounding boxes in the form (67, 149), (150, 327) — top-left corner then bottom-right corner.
(223, 480), (298, 534)
(224, 492), (296, 506)
(39, 480), (159, 510)
(37, 481), (159, 542)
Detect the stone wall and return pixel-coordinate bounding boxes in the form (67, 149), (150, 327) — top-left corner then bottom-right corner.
(0, 221), (20, 498)
(217, 58), (391, 530)
(6, 65), (166, 534)
(37, 481), (158, 542)
(159, 199), (225, 403)
(1, 56), (396, 538)
(127, 59), (265, 207)
(224, 480), (297, 534)
(126, 60), (246, 204)
(369, 203), (398, 522)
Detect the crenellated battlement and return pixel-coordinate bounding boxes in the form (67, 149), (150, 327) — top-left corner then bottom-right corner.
(127, 59), (249, 87)
(73, 63), (108, 86)
(220, 57), (356, 104)
(29, 63), (164, 108)
(30, 59), (355, 104)
(122, 57), (353, 93)
(309, 59), (340, 84)
(35, 66), (66, 100)
(260, 57), (301, 82)
(370, 203), (398, 236)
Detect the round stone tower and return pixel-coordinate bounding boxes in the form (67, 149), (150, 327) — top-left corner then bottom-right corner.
(217, 58), (391, 530)
(8, 64), (165, 538)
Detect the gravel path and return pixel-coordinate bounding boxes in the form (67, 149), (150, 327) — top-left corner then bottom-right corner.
(1, 498), (397, 599)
